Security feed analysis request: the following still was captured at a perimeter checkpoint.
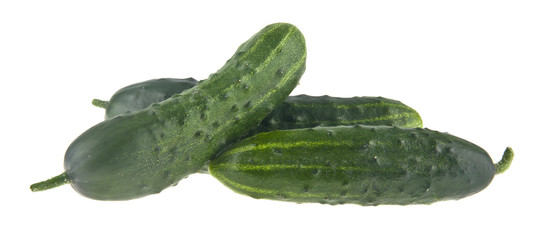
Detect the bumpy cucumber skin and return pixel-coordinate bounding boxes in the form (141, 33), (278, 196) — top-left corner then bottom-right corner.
(251, 95), (423, 133)
(64, 23), (307, 200)
(99, 78), (422, 129)
(209, 125), (496, 205)
(105, 78), (197, 119)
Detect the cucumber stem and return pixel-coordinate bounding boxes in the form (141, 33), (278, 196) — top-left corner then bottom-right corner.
(495, 147), (514, 174)
(92, 99), (109, 109)
(30, 172), (72, 192)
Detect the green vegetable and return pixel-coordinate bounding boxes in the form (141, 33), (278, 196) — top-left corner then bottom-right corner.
(93, 78), (422, 128)
(209, 125), (513, 205)
(30, 22), (307, 200)
(252, 94), (422, 132)
(93, 78), (197, 119)
(92, 78), (423, 174)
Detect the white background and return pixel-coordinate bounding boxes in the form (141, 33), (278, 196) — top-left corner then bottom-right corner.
(2, 1), (538, 239)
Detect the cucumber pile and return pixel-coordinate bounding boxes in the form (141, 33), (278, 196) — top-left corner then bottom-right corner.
(31, 23), (513, 205)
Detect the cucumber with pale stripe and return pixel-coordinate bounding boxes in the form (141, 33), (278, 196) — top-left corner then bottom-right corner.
(93, 78), (422, 128)
(209, 125), (513, 205)
(253, 94), (422, 132)
(30, 22), (307, 200)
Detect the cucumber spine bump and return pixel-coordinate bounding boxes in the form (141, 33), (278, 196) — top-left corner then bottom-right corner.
(209, 125), (513, 205)
(30, 22), (307, 200)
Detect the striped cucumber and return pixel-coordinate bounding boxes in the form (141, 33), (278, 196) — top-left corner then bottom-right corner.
(93, 78), (422, 128)
(209, 125), (513, 205)
(30, 22), (307, 200)
(253, 94), (422, 132)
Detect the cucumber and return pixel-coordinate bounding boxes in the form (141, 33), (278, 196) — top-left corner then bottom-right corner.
(209, 125), (513, 205)
(93, 78), (422, 128)
(253, 94), (422, 131)
(30, 22), (307, 200)
(92, 78), (197, 119)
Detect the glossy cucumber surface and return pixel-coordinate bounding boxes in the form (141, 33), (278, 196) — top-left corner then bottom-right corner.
(31, 22), (307, 200)
(210, 125), (513, 205)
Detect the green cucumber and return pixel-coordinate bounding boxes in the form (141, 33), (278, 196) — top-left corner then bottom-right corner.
(93, 78), (197, 119)
(253, 94), (422, 131)
(93, 78), (423, 174)
(30, 22), (307, 200)
(93, 78), (422, 128)
(209, 125), (513, 205)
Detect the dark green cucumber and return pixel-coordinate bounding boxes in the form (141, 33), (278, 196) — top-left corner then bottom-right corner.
(93, 78), (422, 128)
(252, 94), (422, 132)
(30, 22), (307, 200)
(93, 78), (197, 119)
(209, 125), (513, 205)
